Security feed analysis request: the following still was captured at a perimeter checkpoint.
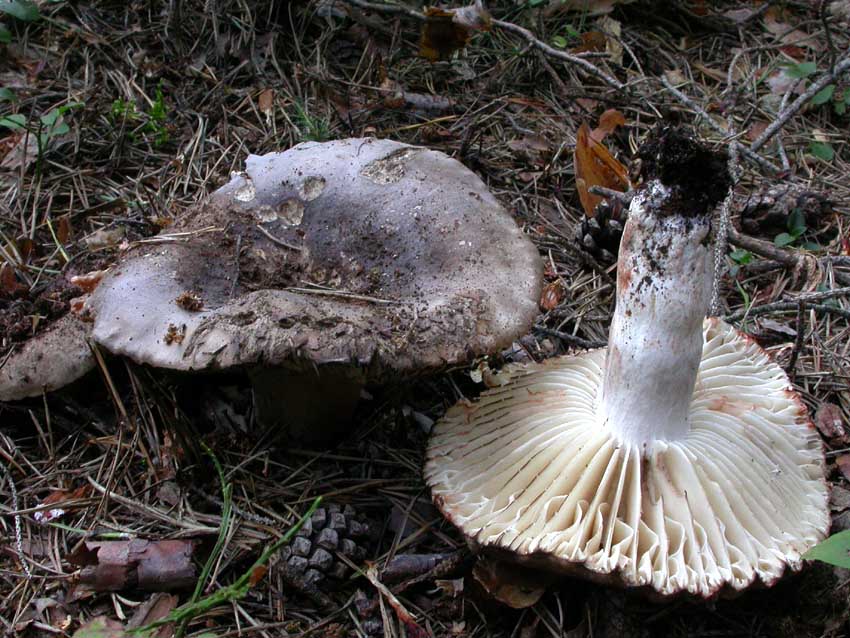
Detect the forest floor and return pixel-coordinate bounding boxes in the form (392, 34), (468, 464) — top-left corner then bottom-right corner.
(1, 1), (850, 637)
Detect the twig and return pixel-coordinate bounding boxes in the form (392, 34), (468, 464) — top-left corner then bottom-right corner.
(725, 301), (850, 322)
(728, 227), (850, 286)
(534, 325), (606, 349)
(750, 55), (850, 153)
(588, 185), (632, 204)
(342, 0), (625, 90)
(255, 224), (302, 251)
(660, 76), (780, 172)
(786, 301), (805, 377)
(492, 19), (625, 90)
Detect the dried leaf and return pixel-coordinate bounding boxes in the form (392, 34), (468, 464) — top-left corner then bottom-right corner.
(71, 617), (126, 638)
(419, 2), (491, 61)
(57, 214), (72, 244)
(574, 122), (629, 218)
(838, 455), (850, 482)
(258, 89), (274, 115)
(816, 403), (846, 441)
(0, 132), (38, 171)
(545, 0), (635, 17)
(126, 593), (178, 638)
(570, 30), (606, 54)
(71, 269), (108, 294)
(723, 7), (759, 23)
(746, 121), (768, 142)
(0, 262), (23, 296)
(33, 485), (91, 524)
(472, 557), (549, 609)
(539, 281), (564, 311)
(365, 564), (428, 638)
(590, 108), (625, 143)
(249, 565), (268, 586)
(597, 16), (622, 65)
(763, 7), (824, 51)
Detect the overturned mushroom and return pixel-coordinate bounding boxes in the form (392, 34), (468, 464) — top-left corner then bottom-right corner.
(86, 138), (543, 439)
(425, 129), (829, 598)
(0, 314), (94, 401)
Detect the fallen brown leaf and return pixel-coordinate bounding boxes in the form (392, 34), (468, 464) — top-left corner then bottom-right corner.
(472, 557), (549, 609)
(816, 403), (846, 441)
(258, 88), (274, 115)
(837, 455), (850, 482)
(34, 485), (91, 524)
(126, 593), (178, 638)
(590, 108), (626, 143)
(574, 122), (629, 217)
(763, 7), (823, 51)
(419, 1), (491, 61)
(540, 281), (564, 311)
(71, 616), (126, 638)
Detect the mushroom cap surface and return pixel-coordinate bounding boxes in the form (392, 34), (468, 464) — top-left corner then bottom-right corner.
(87, 138), (543, 376)
(0, 314), (94, 401)
(425, 318), (829, 597)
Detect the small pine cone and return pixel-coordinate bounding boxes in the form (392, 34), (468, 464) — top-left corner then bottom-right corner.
(576, 198), (627, 265)
(280, 503), (371, 588)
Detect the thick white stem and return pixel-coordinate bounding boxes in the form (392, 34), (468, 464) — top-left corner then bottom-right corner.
(598, 181), (711, 447)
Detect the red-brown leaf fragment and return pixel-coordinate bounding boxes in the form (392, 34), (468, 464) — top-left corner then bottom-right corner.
(66, 539), (198, 593)
(574, 123), (630, 218)
(816, 403), (846, 442)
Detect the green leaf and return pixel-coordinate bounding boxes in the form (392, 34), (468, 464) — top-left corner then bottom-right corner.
(784, 61), (817, 79)
(835, 100), (847, 116)
(811, 84), (835, 105)
(774, 232), (795, 247)
(0, 0), (40, 21)
(527, 0), (545, 6)
(551, 35), (567, 48)
(803, 530), (850, 568)
(730, 248), (752, 265)
(809, 141), (834, 162)
(802, 241), (821, 251)
(0, 23), (10, 42)
(0, 112), (26, 129)
(787, 208), (806, 235)
(0, 87), (14, 101)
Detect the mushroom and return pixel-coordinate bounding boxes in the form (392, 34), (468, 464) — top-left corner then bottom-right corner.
(85, 138), (543, 439)
(0, 314), (94, 401)
(425, 129), (829, 598)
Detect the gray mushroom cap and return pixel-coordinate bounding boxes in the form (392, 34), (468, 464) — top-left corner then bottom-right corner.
(87, 138), (543, 378)
(0, 314), (94, 401)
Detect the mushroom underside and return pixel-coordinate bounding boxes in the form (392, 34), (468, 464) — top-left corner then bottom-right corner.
(425, 318), (829, 598)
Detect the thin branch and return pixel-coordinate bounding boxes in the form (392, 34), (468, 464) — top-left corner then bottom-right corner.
(342, 0), (625, 90)
(491, 19), (624, 90)
(660, 76), (780, 172)
(725, 301), (850, 322)
(728, 226), (850, 286)
(750, 54), (850, 153)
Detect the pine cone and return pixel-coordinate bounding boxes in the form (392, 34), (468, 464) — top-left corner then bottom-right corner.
(280, 503), (370, 588)
(575, 198), (627, 265)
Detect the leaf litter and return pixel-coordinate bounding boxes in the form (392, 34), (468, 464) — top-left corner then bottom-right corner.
(1, 1), (850, 637)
